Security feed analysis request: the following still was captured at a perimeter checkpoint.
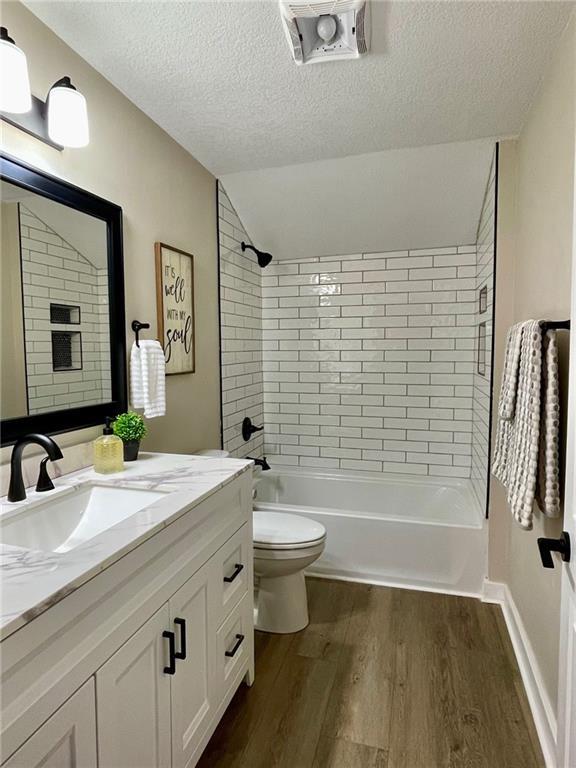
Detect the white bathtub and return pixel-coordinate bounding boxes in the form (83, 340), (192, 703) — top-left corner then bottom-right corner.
(254, 466), (487, 597)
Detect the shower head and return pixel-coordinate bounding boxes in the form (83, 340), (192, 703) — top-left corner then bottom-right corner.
(241, 241), (273, 268)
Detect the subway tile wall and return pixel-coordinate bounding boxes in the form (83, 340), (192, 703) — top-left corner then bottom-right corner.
(471, 152), (496, 510)
(261, 246), (480, 477)
(19, 205), (111, 414)
(218, 183), (264, 458)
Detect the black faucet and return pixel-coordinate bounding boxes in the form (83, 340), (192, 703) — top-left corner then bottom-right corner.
(8, 433), (63, 502)
(247, 456), (270, 471)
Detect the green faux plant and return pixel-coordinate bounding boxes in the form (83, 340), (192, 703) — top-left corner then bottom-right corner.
(113, 412), (147, 442)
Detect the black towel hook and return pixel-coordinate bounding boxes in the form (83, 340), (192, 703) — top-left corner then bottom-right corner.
(131, 320), (150, 347)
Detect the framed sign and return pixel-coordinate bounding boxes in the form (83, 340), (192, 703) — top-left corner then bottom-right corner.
(155, 242), (195, 374)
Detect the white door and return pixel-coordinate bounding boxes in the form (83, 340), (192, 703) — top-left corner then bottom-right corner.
(4, 679), (97, 768)
(169, 561), (215, 768)
(96, 605), (172, 768)
(557, 120), (576, 768)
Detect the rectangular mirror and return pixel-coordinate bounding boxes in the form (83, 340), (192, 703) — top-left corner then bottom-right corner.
(1, 155), (126, 444)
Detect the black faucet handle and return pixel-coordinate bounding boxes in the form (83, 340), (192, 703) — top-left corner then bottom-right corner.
(242, 417), (264, 442)
(260, 456), (271, 471)
(36, 457), (55, 493)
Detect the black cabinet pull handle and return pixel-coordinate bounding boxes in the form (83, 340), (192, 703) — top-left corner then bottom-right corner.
(537, 531), (571, 569)
(174, 618), (186, 660)
(224, 563), (244, 583)
(163, 631), (176, 674)
(225, 633), (245, 658)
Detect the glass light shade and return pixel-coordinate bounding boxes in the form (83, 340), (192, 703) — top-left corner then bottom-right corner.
(0, 37), (32, 113)
(316, 15), (337, 43)
(48, 79), (89, 148)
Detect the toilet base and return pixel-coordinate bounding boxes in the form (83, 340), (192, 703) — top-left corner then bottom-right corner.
(254, 571), (309, 633)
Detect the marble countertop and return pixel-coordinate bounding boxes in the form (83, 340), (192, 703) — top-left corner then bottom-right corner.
(0, 453), (252, 640)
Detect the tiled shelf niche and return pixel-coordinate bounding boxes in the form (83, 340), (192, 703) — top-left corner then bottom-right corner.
(50, 303), (81, 325)
(476, 322), (486, 376)
(51, 331), (82, 372)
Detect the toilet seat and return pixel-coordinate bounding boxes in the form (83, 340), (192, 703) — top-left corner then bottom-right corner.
(253, 510), (326, 550)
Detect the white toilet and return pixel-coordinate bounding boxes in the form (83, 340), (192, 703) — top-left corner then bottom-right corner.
(253, 510), (326, 634)
(198, 450), (326, 633)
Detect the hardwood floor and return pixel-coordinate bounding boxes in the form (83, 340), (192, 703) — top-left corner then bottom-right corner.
(198, 579), (544, 768)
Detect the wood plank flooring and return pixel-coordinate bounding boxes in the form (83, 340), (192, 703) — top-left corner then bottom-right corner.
(197, 579), (544, 768)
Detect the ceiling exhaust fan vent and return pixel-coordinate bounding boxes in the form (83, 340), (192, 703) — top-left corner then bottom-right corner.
(284, 1), (360, 17)
(279, 0), (370, 65)
(356, 4), (367, 54)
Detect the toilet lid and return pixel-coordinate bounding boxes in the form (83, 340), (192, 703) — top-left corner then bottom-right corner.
(253, 511), (326, 548)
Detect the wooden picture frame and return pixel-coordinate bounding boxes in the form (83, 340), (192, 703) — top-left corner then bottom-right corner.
(155, 242), (195, 375)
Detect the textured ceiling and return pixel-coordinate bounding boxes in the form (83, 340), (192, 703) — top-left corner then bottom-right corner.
(221, 140), (495, 259)
(25, 1), (573, 175)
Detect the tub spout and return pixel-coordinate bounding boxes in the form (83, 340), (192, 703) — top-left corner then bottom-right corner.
(248, 456), (271, 471)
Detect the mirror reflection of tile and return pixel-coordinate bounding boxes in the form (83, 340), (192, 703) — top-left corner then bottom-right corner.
(1, 184), (111, 420)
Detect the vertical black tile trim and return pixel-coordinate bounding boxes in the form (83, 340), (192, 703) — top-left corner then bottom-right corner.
(485, 142), (499, 520)
(216, 180), (224, 451)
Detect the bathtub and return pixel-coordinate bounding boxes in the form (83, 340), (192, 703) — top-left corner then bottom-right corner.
(254, 466), (487, 597)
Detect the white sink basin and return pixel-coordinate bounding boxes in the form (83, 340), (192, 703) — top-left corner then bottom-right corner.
(0, 484), (167, 554)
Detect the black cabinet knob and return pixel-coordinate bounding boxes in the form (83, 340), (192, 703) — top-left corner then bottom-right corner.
(537, 532), (571, 569)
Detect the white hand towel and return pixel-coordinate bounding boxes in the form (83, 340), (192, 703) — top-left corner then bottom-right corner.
(130, 340), (166, 418)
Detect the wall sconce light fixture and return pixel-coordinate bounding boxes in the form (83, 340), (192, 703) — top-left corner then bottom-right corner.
(47, 77), (89, 148)
(0, 27), (31, 114)
(0, 27), (89, 150)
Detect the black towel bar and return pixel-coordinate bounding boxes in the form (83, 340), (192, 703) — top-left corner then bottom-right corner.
(539, 320), (570, 331)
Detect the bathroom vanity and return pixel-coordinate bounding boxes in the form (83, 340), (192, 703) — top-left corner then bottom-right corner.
(0, 453), (254, 768)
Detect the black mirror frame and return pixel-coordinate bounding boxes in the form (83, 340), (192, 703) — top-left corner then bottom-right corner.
(0, 153), (127, 445)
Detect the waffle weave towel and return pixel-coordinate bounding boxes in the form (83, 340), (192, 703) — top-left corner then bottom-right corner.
(130, 340), (166, 419)
(536, 330), (561, 518)
(492, 321), (561, 530)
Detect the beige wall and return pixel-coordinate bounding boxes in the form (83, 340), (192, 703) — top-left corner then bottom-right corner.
(0, 2), (221, 464)
(489, 14), (575, 714)
(1, 202), (27, 419)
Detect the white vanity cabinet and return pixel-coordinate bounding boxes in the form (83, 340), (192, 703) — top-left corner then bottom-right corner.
(4, 680), (97, 768)
(96, 605), (173, 767)
(0, 469), (254, 768)
(168, 561), (215, 768)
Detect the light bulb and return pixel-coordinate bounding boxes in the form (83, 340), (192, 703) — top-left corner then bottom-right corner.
(316, 15), (337, 43)
(0, 27), (31, 113)
(48, 77), (89, 148)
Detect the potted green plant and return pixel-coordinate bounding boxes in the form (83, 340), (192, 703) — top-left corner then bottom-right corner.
(113, 412), (147, 461)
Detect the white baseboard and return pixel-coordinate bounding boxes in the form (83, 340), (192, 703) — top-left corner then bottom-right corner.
(482, 580), (557, 768)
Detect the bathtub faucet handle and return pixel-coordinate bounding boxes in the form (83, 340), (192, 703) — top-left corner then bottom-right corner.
(242, 417), (264, 442)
